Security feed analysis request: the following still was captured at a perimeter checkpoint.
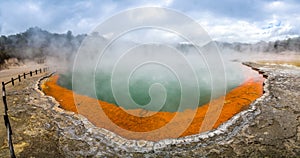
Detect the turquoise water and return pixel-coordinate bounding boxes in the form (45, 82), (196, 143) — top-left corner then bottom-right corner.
(58, 62), (247, 112)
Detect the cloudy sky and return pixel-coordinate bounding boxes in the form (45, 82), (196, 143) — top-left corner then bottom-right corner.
(0, 0), (299, 43)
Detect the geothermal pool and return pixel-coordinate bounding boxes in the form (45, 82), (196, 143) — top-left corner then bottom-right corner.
(42, 63), (264, 141)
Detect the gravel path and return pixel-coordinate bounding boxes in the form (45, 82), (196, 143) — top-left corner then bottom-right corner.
(0, 62), (299, 157)
(0, 64), (46, 157)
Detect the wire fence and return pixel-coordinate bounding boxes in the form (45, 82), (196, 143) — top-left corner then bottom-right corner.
(1, 67), (49, 158)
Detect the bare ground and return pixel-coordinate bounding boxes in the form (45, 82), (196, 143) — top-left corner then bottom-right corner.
(0, 62), (299, 157)
(0, 63), (46, 154)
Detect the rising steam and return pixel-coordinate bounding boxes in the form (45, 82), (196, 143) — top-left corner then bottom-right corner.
(58, 30), (249, 112)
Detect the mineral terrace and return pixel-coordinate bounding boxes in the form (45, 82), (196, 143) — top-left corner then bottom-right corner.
(0, 62), (299, 157)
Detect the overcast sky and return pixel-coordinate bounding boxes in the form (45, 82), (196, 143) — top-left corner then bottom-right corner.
(0, 0), (299, 43)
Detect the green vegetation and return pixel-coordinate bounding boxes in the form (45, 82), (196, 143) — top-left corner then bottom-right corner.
(1, 27), (299, 66)
(0, 27), (86, 65)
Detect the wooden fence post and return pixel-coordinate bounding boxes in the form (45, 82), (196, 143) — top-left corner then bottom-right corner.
(30, 71), (32, 76)
(23, 73), (26, 79)
(2, 82), (8, 117)
(18, 75), (21, 82)
(2, 82), (7, 112)
(40, 68), (42, 73)
(35, 70), (38, 75)
(11, 78), (14, 86)
(2, 82), (16, 158)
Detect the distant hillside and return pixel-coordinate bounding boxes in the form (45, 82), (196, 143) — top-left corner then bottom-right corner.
(1, 27), (300, 65)
(217, 37), (300, 53)
(0, 27), (86, 64)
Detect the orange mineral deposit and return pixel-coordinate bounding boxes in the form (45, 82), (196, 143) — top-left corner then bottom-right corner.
(42, 73), (264, 141)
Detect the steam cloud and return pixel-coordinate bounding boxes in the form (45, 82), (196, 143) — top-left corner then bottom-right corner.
(58, 33), (250, 112)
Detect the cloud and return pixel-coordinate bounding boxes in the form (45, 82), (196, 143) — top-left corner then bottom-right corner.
(186, 0), (300, 42)
(198, 14), (299, 43)
(0, 0), (299, 43)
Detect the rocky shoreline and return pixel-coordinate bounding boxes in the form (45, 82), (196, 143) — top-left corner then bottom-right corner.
(0, 62), (299, 157)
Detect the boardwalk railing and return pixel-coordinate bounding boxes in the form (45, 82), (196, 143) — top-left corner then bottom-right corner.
(1, 67), (49, 158)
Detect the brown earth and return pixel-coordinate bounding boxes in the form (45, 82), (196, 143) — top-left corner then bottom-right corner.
(258, 60), (300, 67)
(0, 63), (46, 151)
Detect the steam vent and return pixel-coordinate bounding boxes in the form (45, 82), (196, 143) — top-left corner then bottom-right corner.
(42, 64), (264, 141)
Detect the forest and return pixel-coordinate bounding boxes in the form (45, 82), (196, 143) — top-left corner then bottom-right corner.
(0, 27), (85, 64)
(0, 27), (299, 65)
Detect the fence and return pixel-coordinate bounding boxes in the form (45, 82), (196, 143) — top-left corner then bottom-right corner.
(1, 67), (49, 158)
